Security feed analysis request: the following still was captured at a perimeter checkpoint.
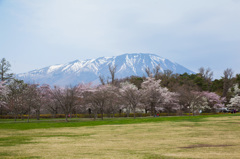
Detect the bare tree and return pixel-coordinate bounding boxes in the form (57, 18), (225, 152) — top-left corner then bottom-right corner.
(199, 67), (213, 91)
(98, 64), (117, 86)
(145, 65), (161, 79)
(222, 68), (234, 97)
(99, 75), (106, 85)
(153, 64), (161, 79)
(145, 67), (152, 77)
(160, 70), (174, 89)
(108, 64), (117, 85)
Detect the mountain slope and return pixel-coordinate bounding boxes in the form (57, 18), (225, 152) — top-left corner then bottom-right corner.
(17, 53), (194, 86)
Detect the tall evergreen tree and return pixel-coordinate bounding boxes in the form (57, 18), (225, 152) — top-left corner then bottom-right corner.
(0, 58), (13, 82)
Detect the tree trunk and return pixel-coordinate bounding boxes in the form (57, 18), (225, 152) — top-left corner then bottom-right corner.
(36, 110), (40, 120)
(179, 105), (183, 116)
(151, 103), (155, 116)
(65, 114), (68, 122)
(37, 113), (40, 120)
(101, 111), (104, 120)
(27, 111), (30, 123)
(55, 109), (58, 118)
(52, 112), (56, 118)
(94, 112), (97, 120)
(151, 105), (154, 116)
(127, 107), (130, 117)
(133, 108), (136, 119)
(21, 113), (23, 120)
(192, 106), (195, 116)
(28, 105), (30, 123)
(88, 108), (91, 116)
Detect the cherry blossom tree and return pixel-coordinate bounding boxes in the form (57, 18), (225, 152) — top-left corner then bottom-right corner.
(202, 91), (225, 112)
(0, 81), (8, 115)
(84, 84), (115, 120)
(52, 85), (82, 122)
(176, 85), (190, 115)
(119, 82), (143, 119)
(176, 84), (205, 115)
(39, 84), (59, 117)
(6, 79), (27, 121)
(160, 91), (179, 115)
(228, 95), (240, 111)
(186, 91), (205, 115)
(231, 83), (240, 96)
(141, 77), (169, 116)
(32, 84), (50, 120)
(26, 84), (47, 121)
(105, 87), (120, 118)
(74, 83), (92, 116)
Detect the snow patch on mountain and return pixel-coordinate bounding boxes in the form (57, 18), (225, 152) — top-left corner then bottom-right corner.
(17, 53), (194, 86)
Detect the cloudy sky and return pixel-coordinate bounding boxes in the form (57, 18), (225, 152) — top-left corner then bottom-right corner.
(1, 0), (240, 78)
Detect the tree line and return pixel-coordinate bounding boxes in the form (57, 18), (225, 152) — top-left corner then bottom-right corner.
(0, 58), (239, 122)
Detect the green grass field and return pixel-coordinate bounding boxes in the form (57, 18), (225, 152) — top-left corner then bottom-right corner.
(0, 114), (240, 159)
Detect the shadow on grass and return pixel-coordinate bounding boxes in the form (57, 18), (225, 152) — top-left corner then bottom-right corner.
(0, 136), (33, 147)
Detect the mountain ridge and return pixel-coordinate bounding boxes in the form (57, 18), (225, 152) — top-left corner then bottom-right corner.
(17, 53), (194, 86)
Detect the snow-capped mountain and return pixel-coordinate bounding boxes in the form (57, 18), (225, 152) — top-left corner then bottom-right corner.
(17, 53), (194, 86)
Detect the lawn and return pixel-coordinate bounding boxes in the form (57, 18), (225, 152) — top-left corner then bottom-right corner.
(0, 114), (240, 159)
